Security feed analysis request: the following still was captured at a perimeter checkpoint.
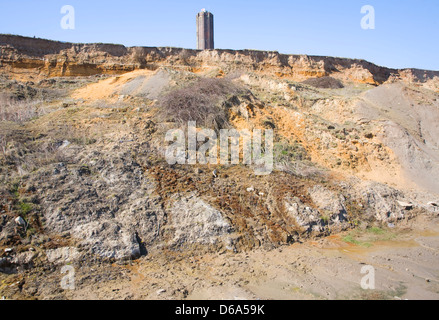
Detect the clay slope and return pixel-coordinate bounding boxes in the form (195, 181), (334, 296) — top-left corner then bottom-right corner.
(353, 83), (439, 193)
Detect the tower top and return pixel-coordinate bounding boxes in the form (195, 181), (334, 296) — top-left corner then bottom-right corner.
(201, 8), (206, 13)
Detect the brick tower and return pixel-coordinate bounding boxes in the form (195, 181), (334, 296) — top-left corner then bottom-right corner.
(196, 9), (214, 50)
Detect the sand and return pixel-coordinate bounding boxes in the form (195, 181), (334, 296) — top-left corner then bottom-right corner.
(60, 215), (439, 300)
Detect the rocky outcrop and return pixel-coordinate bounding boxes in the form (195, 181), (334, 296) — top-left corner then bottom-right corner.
(166, 192), (233, 249)
(26, 145), (167, 261)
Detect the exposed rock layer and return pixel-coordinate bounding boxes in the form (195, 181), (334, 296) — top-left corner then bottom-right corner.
(1, 34), (439, 87)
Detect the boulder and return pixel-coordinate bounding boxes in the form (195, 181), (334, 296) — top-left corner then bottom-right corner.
(308, 185), (348, 224)
(397, 201), (414, 210)
(167, 192), (232, 247)
(284, 196), (324, 233)
(14, 216), (26, 226)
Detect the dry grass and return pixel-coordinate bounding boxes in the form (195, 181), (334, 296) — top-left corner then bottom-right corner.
(0, 93), (48, 123)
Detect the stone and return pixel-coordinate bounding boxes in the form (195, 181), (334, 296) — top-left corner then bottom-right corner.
(11, 251), (36, 266)
(308, 185), (348, 224)
(167, 192), (232, 247)
(284, 197), (323, 233)
(45, 247), (80, 264)
(345, 180), (407, 222)
(156, 289), (166, 295)
(15, 216), (26, 226)
(397, 201), (413, 209)
(58, 140), (71, 150)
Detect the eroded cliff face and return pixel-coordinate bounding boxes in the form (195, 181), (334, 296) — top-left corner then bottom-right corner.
(1, 34), (438, 88)
(1, 34), (439, 300)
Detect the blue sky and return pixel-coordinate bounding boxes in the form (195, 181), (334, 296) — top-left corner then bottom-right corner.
(0, 0), (438, 70)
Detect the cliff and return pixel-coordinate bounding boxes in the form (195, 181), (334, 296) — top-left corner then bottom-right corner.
(1, 34), (438, 86)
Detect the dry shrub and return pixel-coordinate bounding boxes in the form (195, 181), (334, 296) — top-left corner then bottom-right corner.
(0, 135), (68, 176)
(132, 47), (146, 66)
(0, 133), (7, 158)
(0, 93), (47, 123)
(157, 77), (244, 131)
(301, 77), (344, 89)
(179, 49), (195, 66)
(276, 161), (327, 180)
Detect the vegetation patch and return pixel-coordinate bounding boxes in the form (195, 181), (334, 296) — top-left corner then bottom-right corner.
(157, 77), (245, 131)
(342, 226), (397, 247)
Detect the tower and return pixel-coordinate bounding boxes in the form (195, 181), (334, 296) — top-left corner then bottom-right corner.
(197, 9), (214, 50)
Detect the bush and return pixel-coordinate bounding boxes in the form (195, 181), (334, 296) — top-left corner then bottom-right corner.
(157, 77), (244, 131)
(19, 201), (32, 216)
